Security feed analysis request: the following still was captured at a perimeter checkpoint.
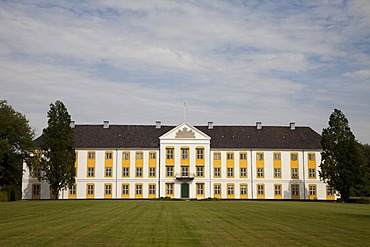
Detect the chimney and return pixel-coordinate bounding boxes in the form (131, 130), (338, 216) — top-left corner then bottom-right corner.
(290, 122), (295, 130)
(70, 121), (75, 128)
(208, 122), (213, 129)
(256, 121), (262, 130)
(103, 120), (109, 128)
(156, 120), (161, 129)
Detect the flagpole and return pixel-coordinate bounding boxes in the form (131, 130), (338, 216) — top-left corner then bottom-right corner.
(183, 102), (188, 122)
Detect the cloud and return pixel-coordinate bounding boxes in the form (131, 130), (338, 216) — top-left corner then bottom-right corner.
(1, 0), (370, 143)
(343, 70), (370, 79)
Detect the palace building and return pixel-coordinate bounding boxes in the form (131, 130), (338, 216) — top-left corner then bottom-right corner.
(22, 121), (336, 200)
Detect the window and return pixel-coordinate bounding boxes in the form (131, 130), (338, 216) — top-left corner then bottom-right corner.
(214, 167), (221, 177)
(214, 184), (221, 195)
(106, 152), (112, 159)
(240, 168), (247, 177)
(105, 184), (112, 195)
(240, 184), (247, 195)
(197, 183), (204, 195)
(257, 185), (264, 195)
(149, 152), (156, 159)
(105, 167), (112, 177)
(33, 184), (40, 196)
(136, 167), (142, 177)
(136, 152), (143, 160)
(257, 153), (264, 160)
(33, 167), (41, 178)
(87, 184), (94, 195)
(88, 152), (95, 159)
(273, 153), (281, 160)
(69, 185), (76, 195)
(227, 153), (234, 160)
(182, 148), (189, 160)
(196, 166), (204, 177)
(122, 152), (129, 160)
(214, 153), (221, 160)
(166, 183), (173, 195)
(275, 185), (281, 195)
(122, 184), (129, 195)
(227, 168), (234, 177)
(308, 153), (315, 161)
(135, 184), (142, 195)
(227, 184), (234, 195)
(166, 166), (173, 177)
(149, 184), (156, 195)
(166, 148), (174, 159)
(197, 148), (204, 159)
(309, 185), (316, 196)
(181, 166), (189, 177)
(240, 153), (247, 160)
(291, 168), (299, 179)
(274, 168), (281, 178)
(292, 185), (299, 196)
(87, 167), (94, 177)
(309, 168), (316, 178)
(122, 167), (129, 177)
(291, 153), (298, 161)
(257, 168), (264, 178)
(149, 167), (156, 177)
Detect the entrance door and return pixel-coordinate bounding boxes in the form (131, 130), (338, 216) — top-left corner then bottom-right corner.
(181, 183), (189, 198)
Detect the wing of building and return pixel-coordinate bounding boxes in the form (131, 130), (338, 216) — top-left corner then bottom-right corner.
(22, 121), (336, 200)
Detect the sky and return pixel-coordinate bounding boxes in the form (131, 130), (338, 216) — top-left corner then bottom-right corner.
(1, 0), (370, 143)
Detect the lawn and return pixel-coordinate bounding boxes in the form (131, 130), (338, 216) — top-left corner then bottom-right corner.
(0, 200), (369, 246)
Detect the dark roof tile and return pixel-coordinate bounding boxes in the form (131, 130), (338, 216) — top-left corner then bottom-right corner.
(35, 124), (321, 150)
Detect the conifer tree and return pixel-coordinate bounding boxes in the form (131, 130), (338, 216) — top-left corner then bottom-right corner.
(319, 109), (363, 202)
(41, 100), (75, 199)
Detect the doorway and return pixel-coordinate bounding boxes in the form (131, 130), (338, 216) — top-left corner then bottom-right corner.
(181, 183), (189, 198)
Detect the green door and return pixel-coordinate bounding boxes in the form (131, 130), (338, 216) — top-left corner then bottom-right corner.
(181, 183), (189, 198)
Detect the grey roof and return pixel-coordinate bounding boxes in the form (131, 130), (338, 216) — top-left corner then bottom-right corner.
(35, 124), (322, 150)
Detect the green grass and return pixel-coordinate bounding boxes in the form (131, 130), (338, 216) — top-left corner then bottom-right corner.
(0, 200), (369, 246)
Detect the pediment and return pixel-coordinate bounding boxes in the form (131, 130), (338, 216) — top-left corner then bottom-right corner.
(159, 122), (210, 140)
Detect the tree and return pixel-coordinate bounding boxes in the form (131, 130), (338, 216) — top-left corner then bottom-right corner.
(319, 109), (363, 202)
(0, 100), (34, 200)
(353, 143), (370, 197)
(41, 100), (75, 199)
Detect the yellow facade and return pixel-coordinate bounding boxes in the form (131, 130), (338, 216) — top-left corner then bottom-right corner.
(214, 183), (221, 199)
(86, 183), (95, 199)
(166, 147), (174, 165)
(240, 184), (248, 199)
(148, 183), (156, 199)
(226, 152), (234, 178)
(196, 146), (205, 166)
(308, 153), (316, 179)
(180, 146), (190, 165)
(68, 184), (77, 199)
(122, 151), (130, 178)
(227, 183), (235, 199)
(239, 152), (248, 178)
(121, 183), (129, 199)
(290, 152), (299, 179)
(273, 152), (281, 178)
(274, 184), (282, 199)
(257, 184), (265, 199)
(256, 152), (264, 178)
(104, 183), (113, 199)
(104, 151), (113, 178)
(87, 151), (96, 177)
(135, 183), (143, 199)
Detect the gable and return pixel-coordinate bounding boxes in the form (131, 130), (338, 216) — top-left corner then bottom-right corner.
(159, 122), (211, 141)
